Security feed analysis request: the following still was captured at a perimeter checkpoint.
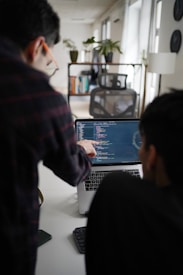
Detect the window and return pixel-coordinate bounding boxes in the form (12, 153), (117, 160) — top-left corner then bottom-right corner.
(147, 0), (162, 103)
(154, 0), (162, 52)
(101, 18), (111, 40)
(101, 17), (111, 64)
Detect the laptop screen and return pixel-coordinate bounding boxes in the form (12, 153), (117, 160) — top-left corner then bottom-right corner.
(75, 118), (141, 165)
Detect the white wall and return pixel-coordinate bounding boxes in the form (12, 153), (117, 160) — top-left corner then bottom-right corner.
(159, 0), (183, 92)
(50, 23), (93, 94)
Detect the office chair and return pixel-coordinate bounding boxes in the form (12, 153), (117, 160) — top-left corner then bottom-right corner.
(89, 73), (137, 118)
(98, 73), (127, 89)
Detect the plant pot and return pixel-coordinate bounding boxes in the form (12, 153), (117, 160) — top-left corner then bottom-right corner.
(104, 52), (113, 63)
(70, 50), (78, 63)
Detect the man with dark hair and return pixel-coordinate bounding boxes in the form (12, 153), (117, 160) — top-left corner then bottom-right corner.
(0, 1), (97, 274)
(85, 89), (183, 274)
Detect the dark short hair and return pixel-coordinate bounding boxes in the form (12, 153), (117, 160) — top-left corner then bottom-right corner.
(139, 89), (183, 183)
(0, 0), (60, 48)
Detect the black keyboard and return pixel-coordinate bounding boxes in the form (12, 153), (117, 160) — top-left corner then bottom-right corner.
(73, 226), (86, 254)
(85, 169), (140, 191)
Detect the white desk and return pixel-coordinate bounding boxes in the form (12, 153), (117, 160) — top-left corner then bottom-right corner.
(35, 163), (87, 275)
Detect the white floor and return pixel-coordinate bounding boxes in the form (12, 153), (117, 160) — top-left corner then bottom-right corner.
(69, 96), (92, 119)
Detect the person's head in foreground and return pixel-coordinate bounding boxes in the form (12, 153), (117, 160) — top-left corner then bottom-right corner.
(85, 89), (183, 275)
(139, 88), (183, 185)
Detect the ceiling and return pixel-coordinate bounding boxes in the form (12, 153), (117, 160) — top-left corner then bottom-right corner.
(49, 0), (119, 23)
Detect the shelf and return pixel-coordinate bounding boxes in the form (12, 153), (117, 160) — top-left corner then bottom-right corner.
(68, 62), (142, 66)
(68, 93), (91, 96)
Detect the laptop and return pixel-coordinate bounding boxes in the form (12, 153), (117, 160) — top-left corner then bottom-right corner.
(75, 118), (143, 215)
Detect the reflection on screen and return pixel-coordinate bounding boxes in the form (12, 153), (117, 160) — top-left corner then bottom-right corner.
(76, 120), (141, 165)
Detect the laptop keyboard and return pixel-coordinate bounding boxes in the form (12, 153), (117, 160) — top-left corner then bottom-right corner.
(127, 169), (140, 177)
(85, 171), (110, 191)
(85, 169), (140, 191)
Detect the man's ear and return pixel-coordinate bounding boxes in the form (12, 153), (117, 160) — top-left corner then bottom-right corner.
(24, 36), (45, 63)
(146, 144), (157, 171)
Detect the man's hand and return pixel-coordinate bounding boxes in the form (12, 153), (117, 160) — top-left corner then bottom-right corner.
(77, 140), (99, 158)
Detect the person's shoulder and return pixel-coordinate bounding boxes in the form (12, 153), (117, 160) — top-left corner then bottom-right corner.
(101, 170), (143, 189)
(98, 171), (155, 200)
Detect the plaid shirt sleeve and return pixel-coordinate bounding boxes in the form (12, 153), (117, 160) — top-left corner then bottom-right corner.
(41, 88), (92, 186)
(23, 82), (92, 186)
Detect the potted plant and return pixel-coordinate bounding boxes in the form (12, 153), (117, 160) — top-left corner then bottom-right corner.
(63, 38), (78, 63)
(82, 36), (96, 62)
(95, 39), (123, 63)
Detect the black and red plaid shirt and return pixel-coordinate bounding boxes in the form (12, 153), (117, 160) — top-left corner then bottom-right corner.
(0, 37), (92, 275)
